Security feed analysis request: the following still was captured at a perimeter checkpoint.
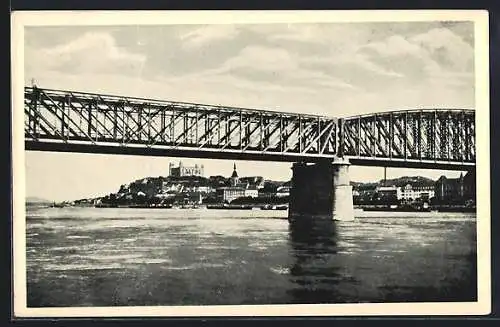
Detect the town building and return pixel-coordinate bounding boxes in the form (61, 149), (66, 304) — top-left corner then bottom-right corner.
(375, 185), (399, 199)
(434, 171), (475, 203)
(215, 186), (259, 203)
(463, 170), (476, 202)
(276, 185), (290, 197)
(374, 183), (434, 203)
(239, 176), (265, 189)
(399, 184), (435, 201)
(169, 161), (204, 177)
(215, 163), (259, 203)
(435, 173), (464, 202)
(174, 192), (203, 205)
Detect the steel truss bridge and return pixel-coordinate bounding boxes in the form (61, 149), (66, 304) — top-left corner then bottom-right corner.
(24, 87), (476, 170)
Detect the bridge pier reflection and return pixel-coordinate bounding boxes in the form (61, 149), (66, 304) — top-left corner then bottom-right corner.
(289, 158), (354, 222)
(287, 218), (342, 303)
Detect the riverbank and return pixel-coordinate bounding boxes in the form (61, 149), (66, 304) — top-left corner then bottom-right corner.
(91, 203), (289, 211)
(355, 204), (476, 213)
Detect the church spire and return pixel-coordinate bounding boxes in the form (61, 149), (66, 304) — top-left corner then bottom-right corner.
(231, 163), (238, 178)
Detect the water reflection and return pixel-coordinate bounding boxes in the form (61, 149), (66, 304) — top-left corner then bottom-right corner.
(288, 218), (345, 304)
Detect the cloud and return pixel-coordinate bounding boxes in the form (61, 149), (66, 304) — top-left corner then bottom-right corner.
(24, 23), (475, 117)
(178, 25), (240, 49)
(410, 27), (474, 72)
(356, 27), (474, 85)
(266, 23), (369, 50)
(202, 45), (358, 92)
(219, 45), (298, 74)
(25, 32), (146, 77)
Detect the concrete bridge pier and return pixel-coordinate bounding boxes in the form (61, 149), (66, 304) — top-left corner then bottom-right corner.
(288, 158), (354, 222)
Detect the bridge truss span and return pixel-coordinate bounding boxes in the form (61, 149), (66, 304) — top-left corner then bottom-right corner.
(24, 87), (338, 161)
(23, 86), (476, 169)
(341, 109), (476, 168)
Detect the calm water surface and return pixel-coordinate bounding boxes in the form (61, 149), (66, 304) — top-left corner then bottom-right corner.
(26, 208), (477, 307)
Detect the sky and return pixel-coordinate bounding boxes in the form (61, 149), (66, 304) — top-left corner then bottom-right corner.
(22, 21), (476, 202)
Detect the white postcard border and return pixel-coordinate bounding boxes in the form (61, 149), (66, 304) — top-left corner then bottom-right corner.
(11, 10), (491, 317)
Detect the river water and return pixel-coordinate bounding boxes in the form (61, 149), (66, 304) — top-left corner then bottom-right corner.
(26, 208), (477, 307)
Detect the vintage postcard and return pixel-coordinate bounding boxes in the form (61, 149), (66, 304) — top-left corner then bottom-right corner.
(11, 10), (490, 317)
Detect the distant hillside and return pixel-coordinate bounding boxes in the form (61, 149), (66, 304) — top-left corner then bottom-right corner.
(26, 196), (52, 204)
(378, 176), (435, 187)
(351, 181), (378, 190)
(350, 176), (436, 190)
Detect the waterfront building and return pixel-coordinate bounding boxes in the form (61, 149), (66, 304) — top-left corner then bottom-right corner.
(257, 191), (275, 198)
(216, 187), (245, 203)
(173, 192), (203, 205)
(239, 176), (265, 189)
(169, 161), (204, 177)
(215, 163), (258, 203)
(435, 171), (475, 203)
(375, 185), (399, 199)
(244, 187), (259, 198)
(374, 183), (434, 203)
(215, 185), (258, 203)
(435, 173), (464, 202)
(399, 184), (435, 201)
(276, 185), (291, 197)
(463, 171), (476, 202)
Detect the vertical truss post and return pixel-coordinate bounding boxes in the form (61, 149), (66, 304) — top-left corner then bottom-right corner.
(113, 103), (118, 140)
(147, 107), (151, 142)
(62, 96), (67, 137)
(171, 109), (176, 145)
(161, 108), (165, 143)
(260, 114), (264, 150)
(460, 110), (465, 163)
(357, 117), (361, 156)
(196, 111), (199, 145)
(418, 110), (422, 160)
(245, 118), (251, 150)
(447, 112), (451, 161)
(224, 115), (229, 147)
(263, 117), (269, 149)
(317, 117), (321, 154)
(432, 110), (437, 161)
(217, 110), (221, 146)
(183, 112), (188, 145)
(124, 103), (129, 143)
(389, 112), (393, 159)
(87, 102), (92, 139)
(465, 112), (470, 161)
(338, 118), (344, 158)
(404, 111), (408, 160)
(280, 115), (284, 152)
(32, 87), (39, 137)
(372, 115), (376, 156)
(137, 106), (142, 142)
(299, 115), (303, 153)
(239, 110), (243, 149)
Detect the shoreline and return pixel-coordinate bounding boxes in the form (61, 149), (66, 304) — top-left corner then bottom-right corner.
(30, 204), (478, 214)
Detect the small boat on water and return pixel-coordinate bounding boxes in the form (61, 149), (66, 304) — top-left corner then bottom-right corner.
(436, 206), (476, 213)
(362, 205), (431, 212)
(261, 204), (288, 210)
(206, 204), (253, 210)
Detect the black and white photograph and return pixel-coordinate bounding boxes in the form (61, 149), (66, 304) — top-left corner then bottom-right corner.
(12, 10), (490, 317)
